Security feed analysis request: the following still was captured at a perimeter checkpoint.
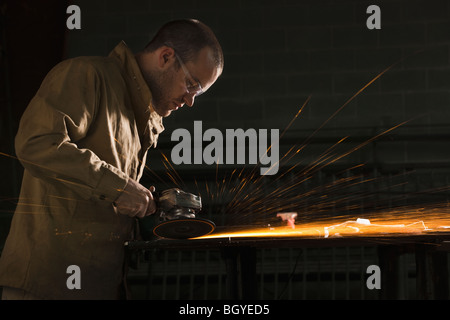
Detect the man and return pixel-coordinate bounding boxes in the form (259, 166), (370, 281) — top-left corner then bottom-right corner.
(0, 19), (223, 300)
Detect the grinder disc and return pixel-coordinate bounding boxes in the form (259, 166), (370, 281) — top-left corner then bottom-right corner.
(153, 218), (216, 239)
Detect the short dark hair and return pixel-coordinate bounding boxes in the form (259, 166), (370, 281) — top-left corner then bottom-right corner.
(145, 19), (224, 70)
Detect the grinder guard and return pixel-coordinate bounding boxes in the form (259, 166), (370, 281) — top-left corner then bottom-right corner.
(151, 188), (215, 239)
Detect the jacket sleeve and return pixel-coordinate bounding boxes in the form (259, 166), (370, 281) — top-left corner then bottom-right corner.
(15, 58), (128, 204)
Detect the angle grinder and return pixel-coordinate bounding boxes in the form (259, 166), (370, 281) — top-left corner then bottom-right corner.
(151, 188), (215, 239)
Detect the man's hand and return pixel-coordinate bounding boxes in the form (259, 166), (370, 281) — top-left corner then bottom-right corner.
(113, 179), (157, 218)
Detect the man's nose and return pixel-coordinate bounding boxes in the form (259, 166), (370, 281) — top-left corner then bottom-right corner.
(183, 93), (196, 107)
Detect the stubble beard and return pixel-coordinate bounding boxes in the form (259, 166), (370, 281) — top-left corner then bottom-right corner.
(142, 69), (173, 117)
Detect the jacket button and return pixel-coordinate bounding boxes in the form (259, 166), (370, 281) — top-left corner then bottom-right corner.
(99, 194), (106, 200)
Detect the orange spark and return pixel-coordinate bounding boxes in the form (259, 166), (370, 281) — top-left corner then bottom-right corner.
(196, 210), (450, 240)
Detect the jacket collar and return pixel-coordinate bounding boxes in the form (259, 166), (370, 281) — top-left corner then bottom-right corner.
(109, 41), (164, 147)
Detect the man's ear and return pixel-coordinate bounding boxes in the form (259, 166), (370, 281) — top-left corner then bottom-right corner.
(158, 46), (175, 69)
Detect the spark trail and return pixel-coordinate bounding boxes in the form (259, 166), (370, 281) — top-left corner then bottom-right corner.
(171, 58), (450, 238)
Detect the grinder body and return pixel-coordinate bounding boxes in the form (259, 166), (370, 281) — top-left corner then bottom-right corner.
(152, 188), (215, 239)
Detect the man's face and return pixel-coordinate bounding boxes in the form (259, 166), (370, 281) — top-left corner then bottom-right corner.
(142, 46), (221, 117)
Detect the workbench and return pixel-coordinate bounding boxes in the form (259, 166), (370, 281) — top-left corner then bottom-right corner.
(125, 230), (450, 300)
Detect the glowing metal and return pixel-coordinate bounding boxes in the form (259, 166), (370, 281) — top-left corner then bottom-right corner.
(196, 211), (450, 240)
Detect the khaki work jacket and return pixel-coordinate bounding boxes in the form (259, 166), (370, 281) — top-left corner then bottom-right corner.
(0, 42), (164, 299)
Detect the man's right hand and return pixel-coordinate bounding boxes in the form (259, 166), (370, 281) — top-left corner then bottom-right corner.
(113, 178), (157, 218)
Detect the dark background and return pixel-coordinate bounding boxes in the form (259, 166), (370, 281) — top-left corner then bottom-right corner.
(0, 0), (449, 300)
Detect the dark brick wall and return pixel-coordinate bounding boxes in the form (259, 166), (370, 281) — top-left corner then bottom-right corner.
(65, 0), (449, 172)
(66, 2), (448, 125)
